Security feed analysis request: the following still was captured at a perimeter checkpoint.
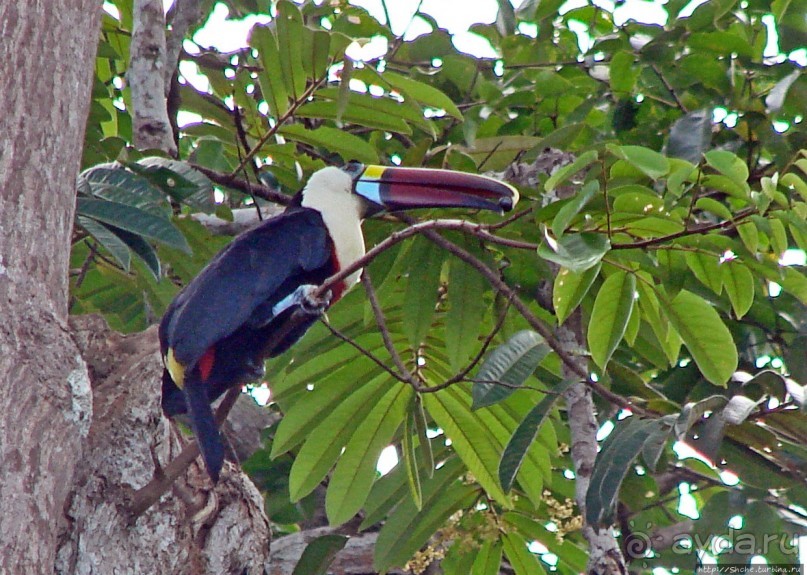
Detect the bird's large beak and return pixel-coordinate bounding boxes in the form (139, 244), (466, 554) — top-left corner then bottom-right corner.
(352, 165), (519, 215)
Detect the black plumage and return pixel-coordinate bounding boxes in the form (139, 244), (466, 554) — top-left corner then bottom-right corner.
(159, 207), (338, 481)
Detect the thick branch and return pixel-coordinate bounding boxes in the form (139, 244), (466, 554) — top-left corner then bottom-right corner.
(164, 0), (203, 88)
(130, 0), (177, 155)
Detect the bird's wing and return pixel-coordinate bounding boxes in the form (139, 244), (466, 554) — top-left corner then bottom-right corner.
(161, 208), (332, 368)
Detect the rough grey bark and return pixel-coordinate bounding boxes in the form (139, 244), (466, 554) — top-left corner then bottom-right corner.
(0, 3), (274, 573)
(0, 1), (103, 572)
(57, 316), (271, 575)
(506, 154), (627, 575)
(130, 0), (178, 155)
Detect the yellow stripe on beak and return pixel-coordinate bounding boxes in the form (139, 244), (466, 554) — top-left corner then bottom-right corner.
(166, 348), (185, 389)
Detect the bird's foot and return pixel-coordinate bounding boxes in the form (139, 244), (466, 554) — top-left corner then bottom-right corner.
(273, 284), (331, 317)
(244, 357), (266, 381)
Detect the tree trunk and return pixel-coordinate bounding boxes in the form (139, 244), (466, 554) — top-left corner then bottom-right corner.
(0, 4), (271, 573)
(0, 2), (103, 571)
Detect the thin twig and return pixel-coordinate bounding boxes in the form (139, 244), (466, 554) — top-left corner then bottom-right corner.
(360, 272), (419, 385)
(444, 295), (513, 386)
(319, 318), (411, 384)
(229, 74), (327, 179)
(396, 214), (643, 413)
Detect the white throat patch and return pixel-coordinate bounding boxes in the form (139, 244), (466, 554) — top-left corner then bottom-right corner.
(301, 168), (366, 290)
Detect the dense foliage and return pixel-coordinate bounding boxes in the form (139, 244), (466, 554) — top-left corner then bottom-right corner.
(74, 0), (807, 572)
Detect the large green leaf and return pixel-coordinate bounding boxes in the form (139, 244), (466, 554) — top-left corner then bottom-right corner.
(502, 532), (546, 575)
(445, 253), (487, 372)
(499, 379), (575, 493)
(326, 384), (412, 525)
(288, 374), (390, 501)
(472, 330), (551, 410)
(275, 1), (307, 101)
(373, 458), (476, 572)
(553, 263), (601, 325)
(402, 236), (444, 348)
(250, 24), (290, 118)
(538, 232), (610, 273)
(424, 389), (510, 505)
(291, 535), (348, 575)
(587, 271), (636, 370)
(607, 144), (670, 179)
(551, 180), (599, 237)
(720, 260), (754, 318)
(77, 216), (131, 272)
(278, 124), (378, 163)
(586, 417), (667, 525)
(76, 198), (190, 253)
(664, 289), (738, 386)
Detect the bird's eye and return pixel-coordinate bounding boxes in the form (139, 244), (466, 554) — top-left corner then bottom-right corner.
(342, 161), (365, 180)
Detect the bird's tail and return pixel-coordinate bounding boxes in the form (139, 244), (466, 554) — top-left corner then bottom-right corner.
(184, 381), (224, 482)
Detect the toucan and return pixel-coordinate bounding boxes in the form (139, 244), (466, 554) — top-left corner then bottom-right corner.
(159, 162), (519, 481)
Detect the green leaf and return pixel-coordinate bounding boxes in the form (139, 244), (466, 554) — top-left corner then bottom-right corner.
(414, 395), (434, 478)
(78, 216), (131, 272)
(544, 150), (598, 193)
(551, 180), (599, 237)
(472, 330), (551, 410)
(297, 100), (412, 134)
(326, 385), (412, 525)
(373, 459), (476, 572)
(499, 379), (575, 493)
(685, 251), (723, 295)
(695, 196), (733, 220)
(424, 389), (510, 505)
(721, 260), (754, 318)
(288, 374), (389, 501)
(278, 124), (378, 164)
(356, 68), (462, 119)
(403, 236), (444, 348)
(76, 198), (190, 253)
(502, 532), (546, 575)
(608, 144), (670, 179)
(553, 263), (601, 325)
(275, 1), (307, 100)
(704, 150), (750, 189)
(667, 108), (713, 164)
(641, 415), (676, 472)
(664, 289), (738, 386)
(538, 232), (610, 273)
(291, 535), (349, 575)
(445, 254), (487, 372)
(402, 401), (423, 510)
(272, 357), (382, 456)
(588, 271), (636, 370)
(249, 24), (290, 118)
(586, 417), (661, 525)
(610, 51), (638, 94)
(472, 541), (503, 575)
(79, 165), (168, 215)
